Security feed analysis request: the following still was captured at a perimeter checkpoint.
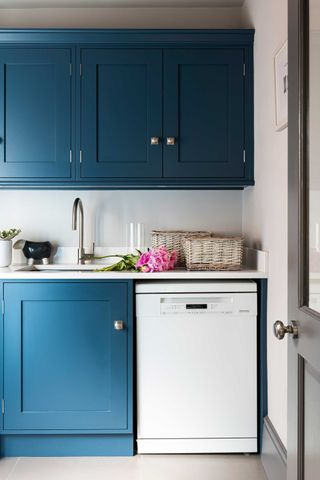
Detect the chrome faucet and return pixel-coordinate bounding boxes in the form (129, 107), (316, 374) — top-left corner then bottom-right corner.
(72, 198), (85, 264)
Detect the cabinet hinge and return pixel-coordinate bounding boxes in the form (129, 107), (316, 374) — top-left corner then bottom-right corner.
(243, 64), (246, 77)
(69, 150), (72, 164)
(70, 63), (72, 76)
(80, 63), (82, 76)
(1, 399), (4, 415)
(79, 150), (83, 164)
(243, 150), (246, 164)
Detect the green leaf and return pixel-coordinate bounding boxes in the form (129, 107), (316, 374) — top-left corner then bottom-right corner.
(0, 228), (21, 241)
(92, 251), (141, 273)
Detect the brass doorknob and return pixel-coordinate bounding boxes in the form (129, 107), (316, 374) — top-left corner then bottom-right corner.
(273, 320), (299, 340)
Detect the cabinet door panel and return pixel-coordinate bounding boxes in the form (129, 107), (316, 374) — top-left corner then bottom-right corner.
(3, 282), (129, 431)
(163, 49), (245, 178)
(80, 49), (162, 179)
(0, 49), (72, 179)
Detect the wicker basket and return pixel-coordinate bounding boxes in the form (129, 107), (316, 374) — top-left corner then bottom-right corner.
(151, 230), (210, 266)
(183, 235), (244, 271)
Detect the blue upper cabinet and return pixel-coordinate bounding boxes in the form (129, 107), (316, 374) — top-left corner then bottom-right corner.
(0, 48), (72, 180)
(3, 281), (132, 432)
(80, 49), (162, 179)
(0, 30), (254, 188)
(163, 49), (246, 179)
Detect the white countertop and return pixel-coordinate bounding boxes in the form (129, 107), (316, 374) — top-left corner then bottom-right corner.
(0, 247), (268, 280)
(0, 266), (267, 280)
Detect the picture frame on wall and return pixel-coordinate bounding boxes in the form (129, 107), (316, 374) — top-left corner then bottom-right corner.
(274, 41), (288, 131)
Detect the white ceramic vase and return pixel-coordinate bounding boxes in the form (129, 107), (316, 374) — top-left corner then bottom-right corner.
(0, 239), (12, 267)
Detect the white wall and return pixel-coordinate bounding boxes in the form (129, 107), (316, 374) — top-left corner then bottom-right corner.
(0, 190), (243, 249)
(241, 0), (288, 447)
(0, 7), (241, 28)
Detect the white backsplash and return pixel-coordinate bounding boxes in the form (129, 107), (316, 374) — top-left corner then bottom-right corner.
(1, 190), (243, 256)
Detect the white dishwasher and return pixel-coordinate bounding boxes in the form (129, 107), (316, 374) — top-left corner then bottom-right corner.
(136, 280), (257, 454)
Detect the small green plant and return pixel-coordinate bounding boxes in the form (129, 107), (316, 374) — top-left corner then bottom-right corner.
(0, 229), (21, 241)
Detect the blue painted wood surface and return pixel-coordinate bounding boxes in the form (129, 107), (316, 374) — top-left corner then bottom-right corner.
(0, 29), (255, 46)
(0, 434), (134, 457)
(0, 48), (72, 180)
(256, 279), (268, 453)
(0, 29), (254, 188)
(243, 45), (254, 183)
(163, 49), (245, 179)
(80, 49), (162, 179)
(3, 281), (132, 433)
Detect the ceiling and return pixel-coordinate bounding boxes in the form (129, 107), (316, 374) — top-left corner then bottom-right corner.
(0, 0), (245, 8)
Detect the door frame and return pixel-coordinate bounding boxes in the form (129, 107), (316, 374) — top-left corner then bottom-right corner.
(288, 0), (306, 477)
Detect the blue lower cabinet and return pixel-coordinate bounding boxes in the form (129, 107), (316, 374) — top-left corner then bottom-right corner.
(1, 281), (133, 456)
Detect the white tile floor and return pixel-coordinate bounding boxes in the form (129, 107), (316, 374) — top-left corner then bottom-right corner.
(0, 454), (267, 480)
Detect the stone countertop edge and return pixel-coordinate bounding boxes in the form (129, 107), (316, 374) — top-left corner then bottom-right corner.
(0, 248), (268, 280)
(0, 268), (267, 280)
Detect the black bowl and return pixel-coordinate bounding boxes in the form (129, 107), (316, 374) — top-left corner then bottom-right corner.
(22, 241), (52, 261)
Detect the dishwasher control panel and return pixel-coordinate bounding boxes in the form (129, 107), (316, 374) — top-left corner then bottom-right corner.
(158, 294), (257, 315)
(136, 285), (257, 318)
(160, 297), (235, 314)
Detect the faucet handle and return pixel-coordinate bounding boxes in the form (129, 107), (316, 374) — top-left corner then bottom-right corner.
(80, 243), (96, 264)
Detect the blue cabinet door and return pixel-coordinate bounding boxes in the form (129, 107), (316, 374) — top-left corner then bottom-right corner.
(3, 282), (131, 432)
(0, 49), (72, 180)
(163, 49), (245, 179)
(80, 49), (162, 179)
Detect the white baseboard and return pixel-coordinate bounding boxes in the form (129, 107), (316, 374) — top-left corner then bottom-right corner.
(137, 438), (257, 454)
(261, 417), (287, 480)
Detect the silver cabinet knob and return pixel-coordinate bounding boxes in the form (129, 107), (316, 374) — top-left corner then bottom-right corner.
(150, 137), (160, 145)
(166, 137), (176, 146)
(273, 320), (299, 340)
(114, 320), (124, 330)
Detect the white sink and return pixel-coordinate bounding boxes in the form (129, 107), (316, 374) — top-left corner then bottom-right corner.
(12, 264), (109, 272)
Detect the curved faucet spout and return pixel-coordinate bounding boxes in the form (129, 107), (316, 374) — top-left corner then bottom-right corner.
(72, 198), (84, 264)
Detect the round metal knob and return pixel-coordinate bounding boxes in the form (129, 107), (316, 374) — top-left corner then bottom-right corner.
(150, 137), (160, 145)
(273, 320), (299, 340)
(166, 137), (176, 146)
(114, 320), (124, 330)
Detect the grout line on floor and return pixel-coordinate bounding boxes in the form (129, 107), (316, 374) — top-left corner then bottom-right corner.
(5, 457), (20, 480)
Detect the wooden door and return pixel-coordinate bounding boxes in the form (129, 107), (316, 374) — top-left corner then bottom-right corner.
(286, 0), (320, 478)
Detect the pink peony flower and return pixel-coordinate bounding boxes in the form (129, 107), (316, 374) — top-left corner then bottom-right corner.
(136, 252), (150, 268)
(135, 245), (177, 273)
